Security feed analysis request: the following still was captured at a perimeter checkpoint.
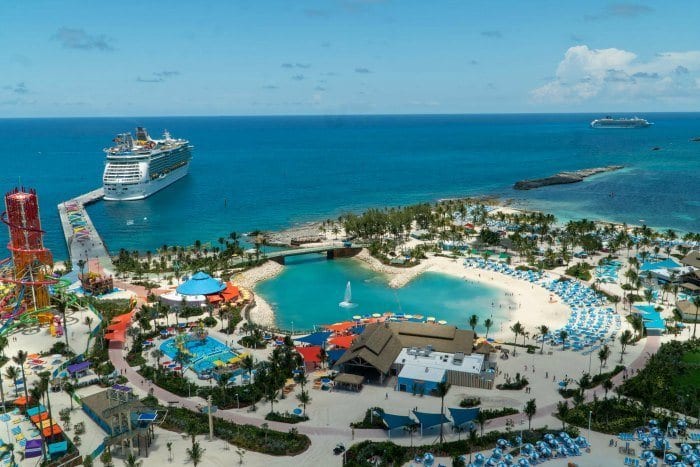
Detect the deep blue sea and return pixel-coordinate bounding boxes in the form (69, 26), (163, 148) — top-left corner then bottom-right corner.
(1, 113), (699, 260)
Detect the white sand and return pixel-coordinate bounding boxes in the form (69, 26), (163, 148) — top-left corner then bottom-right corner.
(230, 261), (284, 328)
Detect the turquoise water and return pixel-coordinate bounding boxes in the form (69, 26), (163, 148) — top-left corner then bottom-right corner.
(1, 114), (699, 260)
(255, 254), (511, 330)
(160, 335), (237, 373)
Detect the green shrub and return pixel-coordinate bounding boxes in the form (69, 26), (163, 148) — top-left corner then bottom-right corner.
(459, 397), (481, 408)
(351, 408), (385, 429)
(265, 412), (309, 424)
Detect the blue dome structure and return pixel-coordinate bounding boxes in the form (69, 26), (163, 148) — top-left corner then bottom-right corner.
(176, 271), (226, 296)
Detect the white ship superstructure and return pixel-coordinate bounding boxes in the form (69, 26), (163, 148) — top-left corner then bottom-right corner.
(103, 127), (193, 201)
(590, 116), (651, 128)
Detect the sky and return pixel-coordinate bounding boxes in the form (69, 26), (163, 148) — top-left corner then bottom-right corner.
(2, 0), (700, 117)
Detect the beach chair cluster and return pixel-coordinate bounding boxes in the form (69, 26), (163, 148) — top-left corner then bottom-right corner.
(64, 201), (91, 242)
(463, 259), (546, 284)
(460, 432), (589, 466)
(595, 259), (621, 283)
(623, 457), (640, 466)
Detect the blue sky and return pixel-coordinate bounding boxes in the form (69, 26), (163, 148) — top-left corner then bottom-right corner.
(2, 0), (700, 116)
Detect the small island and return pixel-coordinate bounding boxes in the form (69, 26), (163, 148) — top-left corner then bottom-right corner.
(513, 165), (624, 190)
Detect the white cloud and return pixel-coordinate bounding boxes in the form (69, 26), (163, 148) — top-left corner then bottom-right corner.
(531, 45), (700, 104)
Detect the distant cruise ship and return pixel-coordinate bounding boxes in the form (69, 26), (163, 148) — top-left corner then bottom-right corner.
(590, 116), (651, 128)
(103, 127), (193, 201)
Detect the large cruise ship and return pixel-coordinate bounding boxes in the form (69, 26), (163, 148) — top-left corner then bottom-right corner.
(103, 127), (193, 201)
(590, 116), (651, 128)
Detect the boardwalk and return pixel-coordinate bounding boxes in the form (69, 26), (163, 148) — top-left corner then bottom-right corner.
(57, 187), (114, 274)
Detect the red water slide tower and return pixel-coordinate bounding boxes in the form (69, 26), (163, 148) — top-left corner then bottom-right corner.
(1, 188), (56, 310)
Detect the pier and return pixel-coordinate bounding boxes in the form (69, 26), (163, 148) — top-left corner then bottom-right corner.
(57, 188), (114, 274)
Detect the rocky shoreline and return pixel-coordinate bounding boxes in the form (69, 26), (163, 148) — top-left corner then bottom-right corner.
(513, 165), (624, 190)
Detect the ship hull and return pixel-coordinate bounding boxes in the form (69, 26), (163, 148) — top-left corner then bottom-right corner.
(103, 163), (189, 201)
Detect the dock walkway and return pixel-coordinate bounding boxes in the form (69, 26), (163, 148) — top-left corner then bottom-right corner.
(57, 188), (114, 274)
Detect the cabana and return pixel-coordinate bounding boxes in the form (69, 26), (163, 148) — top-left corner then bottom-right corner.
(329, 335), (356, 349)
(176, 271), (226, 296)
(448, 407), (480, 428)
(295, 346), (323, 372)
(24, 439), (43, 459)
(324, 322), (356, 333)
(67, 361), (91, 379)
(413, 410), (450, 436)
(327, 349), (346, 365)
(295, 331), (332, 347)
(333, 373), (364, 391)
(380, 412), (416, 438)
(48, 440), (68, 456)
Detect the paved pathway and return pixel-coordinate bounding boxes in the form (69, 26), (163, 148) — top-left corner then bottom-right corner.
(482, 336), (661, 431)
(108, 345), (384, 439)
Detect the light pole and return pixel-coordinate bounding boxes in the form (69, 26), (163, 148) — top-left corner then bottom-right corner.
(235, 393), (240, 410)
(588, 410), (592, 442)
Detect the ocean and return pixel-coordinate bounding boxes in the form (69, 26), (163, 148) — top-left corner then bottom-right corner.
(1, 113), (699, 260)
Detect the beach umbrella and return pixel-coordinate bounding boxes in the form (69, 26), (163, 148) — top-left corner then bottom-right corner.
(474, 453), (486, 464)
(423, 453), (434, 466)
(665, 454), (677, 464)
(517, 459), (530, 467)
(503, 454), (514, 464)
(496, 439), (509, 448)
(491, 448), (502, 459)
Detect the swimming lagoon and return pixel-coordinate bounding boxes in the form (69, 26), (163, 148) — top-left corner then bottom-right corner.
(255, 254), (512, 331)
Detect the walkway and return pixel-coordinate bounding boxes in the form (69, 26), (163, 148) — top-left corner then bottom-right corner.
(482, 336), (661, 431)
(57, 187), (114, 273)
(108, 345), (384, 439)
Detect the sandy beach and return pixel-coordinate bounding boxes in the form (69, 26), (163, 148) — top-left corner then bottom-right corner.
(231, 260), (284, 327)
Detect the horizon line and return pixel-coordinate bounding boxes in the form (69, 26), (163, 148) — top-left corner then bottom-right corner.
(2, 110), (700, 120)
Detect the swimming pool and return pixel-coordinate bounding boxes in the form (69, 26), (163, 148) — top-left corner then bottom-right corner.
(160, 335), (238, 374)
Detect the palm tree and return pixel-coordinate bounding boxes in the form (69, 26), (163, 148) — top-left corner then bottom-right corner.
(597, 345), (611, 374)
(12, 351), (29, 403)
(0, 335), (8, 359)
(4, 366), (18, 398)
(556, 400), (569, 430)
(468, 314), (479, 333)
(52, 290), (71, 348)
(241, 355), (254, 384)
(475, 410), (487, 436)
(123, 453), (142, 467)
(186, 441), (205, 467)
(77, 259), (86, 277)
(602, 378), (613, 400)
(643, 288), (654, 306)
(484, 318), (493, 339)
(166, 441), (173, 462)
(435, 381), (451, 444)
(630, 314), (644, 339)
(619, 330), (633, 363)
(524, 398), (537, 430)
(510, 321), (523, 356)
(610, 295), (621, 313)
(296, 390), (311, 416)
(265, 387), (279, 414)
(84, 316), (93, 333)
(692, 296), (700, 339)
(536, 325), (549, 354)
(559, 330), (569, 350)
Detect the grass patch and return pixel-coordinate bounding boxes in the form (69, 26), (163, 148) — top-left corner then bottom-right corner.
(351, 408), (386, 429)
(265, 412), (309, 424)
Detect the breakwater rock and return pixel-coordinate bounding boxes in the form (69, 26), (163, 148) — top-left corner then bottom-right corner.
(513, 165), (624, 190)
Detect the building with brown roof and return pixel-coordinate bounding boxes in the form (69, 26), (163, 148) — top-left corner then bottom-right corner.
(334, 322), (482, 386)
(680, 250), (700, 269)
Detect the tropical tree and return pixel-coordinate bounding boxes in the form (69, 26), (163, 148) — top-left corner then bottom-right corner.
(556, 400), (569, 430)
(524, 398), (537, 430)
(475, 410), (488, 436)
(510, 321), (524, 356)
(297, 390), (311, 416)
(241, 355), (254, 384)
(693, 296), (700, 339)
(597, 345), (611, 374)
(12, 351), (29, 403)
(484, 318), (493, 339)
(559, 330), (569, 350)
(630, 314), (644, 339)
(643, 288), (654, 306)
(166, 441), (173, 462)
(186, 441), (205, 467)
(435, 381), (451, 444)
(468, 314), (479, 333)
(602, 378), (613, 399)
(265, 386), (279, 415)
(619, 330), (633, 362)
(52, 290), (71, 349)
(122, 453), (141, 467)
(536, 325), (549, 354)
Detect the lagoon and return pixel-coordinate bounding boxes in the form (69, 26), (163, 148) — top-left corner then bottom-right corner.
(255, 254), (511, 331)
